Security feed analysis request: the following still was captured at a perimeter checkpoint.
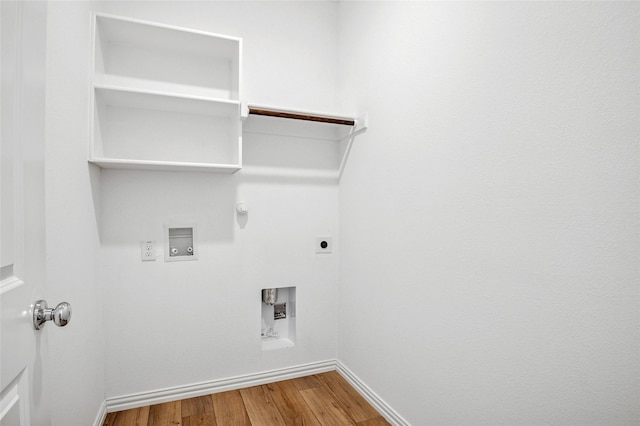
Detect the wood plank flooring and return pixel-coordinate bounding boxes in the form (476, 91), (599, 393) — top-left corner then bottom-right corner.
(103, 371), (390, 426)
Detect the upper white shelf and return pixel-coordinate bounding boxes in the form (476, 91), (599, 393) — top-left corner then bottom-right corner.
(94, 13), (241, 100)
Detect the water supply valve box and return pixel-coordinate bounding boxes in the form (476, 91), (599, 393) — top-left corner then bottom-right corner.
(164, 225), (197, 261)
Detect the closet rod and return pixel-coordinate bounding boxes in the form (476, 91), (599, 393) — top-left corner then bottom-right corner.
(248, 107), (355, 126)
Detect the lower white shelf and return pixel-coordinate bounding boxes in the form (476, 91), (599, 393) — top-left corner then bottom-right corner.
(91, 86), (241, 173)
(89, 157), (241, 173)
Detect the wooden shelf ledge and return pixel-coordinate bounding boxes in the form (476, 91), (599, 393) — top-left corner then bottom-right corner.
(248, 107), (355, 126)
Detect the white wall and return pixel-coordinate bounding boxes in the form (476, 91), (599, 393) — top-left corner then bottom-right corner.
(338, 2), (639, 425)
(44, 1), (105, 424)
(39, 1), (639, 423)
(96, 1), (341, 398)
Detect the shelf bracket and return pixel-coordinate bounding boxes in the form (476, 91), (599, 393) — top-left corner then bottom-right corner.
(338, 114), (368, 180)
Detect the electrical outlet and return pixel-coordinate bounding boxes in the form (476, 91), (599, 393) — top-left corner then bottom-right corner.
(316, 236), (332, 254)
(141, 240), (155, 261)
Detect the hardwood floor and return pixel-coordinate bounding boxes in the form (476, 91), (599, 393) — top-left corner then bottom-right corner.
(103, 371), (390, 426)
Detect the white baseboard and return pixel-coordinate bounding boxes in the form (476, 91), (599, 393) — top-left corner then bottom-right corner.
(336, 360), (410, 426)
(93, 399), (107, 426)
(105, 359), (336, 413)
(103, 358), (409, 426)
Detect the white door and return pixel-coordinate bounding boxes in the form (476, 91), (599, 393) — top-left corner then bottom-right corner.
(1, 1), (52, 424)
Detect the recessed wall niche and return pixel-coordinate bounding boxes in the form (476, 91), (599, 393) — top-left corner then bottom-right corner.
(164, 225), (197, 261)
(261, 286), (296, 351)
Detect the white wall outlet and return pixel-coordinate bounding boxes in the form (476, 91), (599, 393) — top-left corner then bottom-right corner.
(141, 240), (155, 262)
(316, 236), (332, 254)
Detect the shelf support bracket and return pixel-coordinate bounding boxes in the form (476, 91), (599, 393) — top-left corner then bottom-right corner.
(338, 113), (368, 180)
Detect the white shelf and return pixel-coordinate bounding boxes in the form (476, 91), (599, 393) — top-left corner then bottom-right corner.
(89, 14), (365, 176)
(88, 158), (241, 173)
(242, 104), (367, 179)
(94, 85), (240, 117)
(90, 13), (242, 173)
(94, 13), (240, 100)
(243, 104), (358, 141)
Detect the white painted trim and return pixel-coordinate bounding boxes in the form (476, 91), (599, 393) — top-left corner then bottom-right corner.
(92, 400), (107, 426)
(105, 359), (336, 413)
(0, 277), (23, 295)
(0, 368), (30, 425)
(336, 360), (411, 426)
(103, 359), (409, 424)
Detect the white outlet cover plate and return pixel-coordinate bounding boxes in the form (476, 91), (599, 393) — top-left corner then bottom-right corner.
(141, 240), (155, 261)
(316, 236), (332, 253)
